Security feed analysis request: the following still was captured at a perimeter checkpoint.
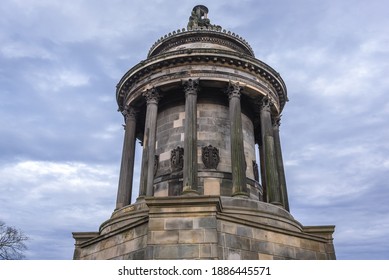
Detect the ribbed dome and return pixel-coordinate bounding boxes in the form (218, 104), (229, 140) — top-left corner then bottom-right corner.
(148, 5), (254, 58)
(148, 27), (254, 58)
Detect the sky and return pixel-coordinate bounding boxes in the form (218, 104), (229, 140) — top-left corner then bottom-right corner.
(0, 0), (388, 260)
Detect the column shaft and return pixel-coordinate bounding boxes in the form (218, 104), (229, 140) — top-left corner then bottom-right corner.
(138, 88), (160, 199)
(273, 116), (290, 211)
(227, 82), (248, 197)
(182, 79), (199, 195)
(260, 97), (282, 206)
(258, 143), (267, 202)
(116, 106), (137, 209)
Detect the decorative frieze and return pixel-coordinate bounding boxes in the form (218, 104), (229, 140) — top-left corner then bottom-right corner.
(202, 145), (220, 169)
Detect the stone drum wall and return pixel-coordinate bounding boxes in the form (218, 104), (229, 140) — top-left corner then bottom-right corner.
(153, 94), (260, 200)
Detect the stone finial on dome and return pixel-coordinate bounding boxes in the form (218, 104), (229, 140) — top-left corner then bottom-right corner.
(187, 5), (222, 30)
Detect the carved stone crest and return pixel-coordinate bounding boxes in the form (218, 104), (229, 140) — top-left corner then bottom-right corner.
(171, 146), (184, 171)
(202, 145), (220, 169)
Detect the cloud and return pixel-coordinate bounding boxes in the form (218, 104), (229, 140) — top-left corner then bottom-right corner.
(24, 68), (90, 92)
(0, 160), (119, 259)
(0, 40), (55, 60)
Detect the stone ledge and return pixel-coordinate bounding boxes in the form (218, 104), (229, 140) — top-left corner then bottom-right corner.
(303, 225), (336, 241)
(146, 195), (223, 215)
(76, 216), (149, 248)
(72, 232), (99, 245)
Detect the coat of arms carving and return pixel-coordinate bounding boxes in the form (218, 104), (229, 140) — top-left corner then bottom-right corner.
(202, 145), (220, 169)
(171, 146), (184, 171)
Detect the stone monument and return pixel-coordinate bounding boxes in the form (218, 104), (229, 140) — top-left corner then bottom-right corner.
(73, 5), (336, 260)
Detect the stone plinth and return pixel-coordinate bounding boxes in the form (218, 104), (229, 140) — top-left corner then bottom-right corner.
(73, 196), (335, 260)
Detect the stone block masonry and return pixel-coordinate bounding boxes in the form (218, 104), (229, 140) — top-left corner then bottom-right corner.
(73, 196), (335, 260)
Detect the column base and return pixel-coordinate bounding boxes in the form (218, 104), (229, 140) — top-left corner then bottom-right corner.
(270, 201), (283, 207)
(136, 196), (146, 203)
(232, 191), (249, 198)
(182, 188), (199, 196)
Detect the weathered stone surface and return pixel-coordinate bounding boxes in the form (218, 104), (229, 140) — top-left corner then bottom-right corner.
(204, 178), (221, 195)
(179, 229), (204, 243)
(150, 230), (179, 244)
(224, 234), (251, 250)
(153, 244), (200, 259)
(165, 218), (194, 230)
(196, 217), (217, 228)
(237, 226), (253, 237)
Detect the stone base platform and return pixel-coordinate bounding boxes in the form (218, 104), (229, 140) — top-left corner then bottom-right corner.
(72, 196), (335, 259)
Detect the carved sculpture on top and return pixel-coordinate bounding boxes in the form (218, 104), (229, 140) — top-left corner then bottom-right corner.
(187, 5), (222, 31)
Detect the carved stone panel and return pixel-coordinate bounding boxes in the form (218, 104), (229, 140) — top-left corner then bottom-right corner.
(202, 145), (220, 169)
(171, 146), (184, 171)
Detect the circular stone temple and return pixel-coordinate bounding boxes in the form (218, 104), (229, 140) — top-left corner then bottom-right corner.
(73, 5), (336, 260)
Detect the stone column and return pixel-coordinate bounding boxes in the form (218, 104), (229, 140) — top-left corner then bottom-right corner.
(260, 96), (282, 206)
(226, 81), (248, 197)
(116, 106), (137, 209)
(138, 87), (160, 199)
(182, 79), (199, 195)
(273, 115), (290, 211)
(258, 143), (267, 202)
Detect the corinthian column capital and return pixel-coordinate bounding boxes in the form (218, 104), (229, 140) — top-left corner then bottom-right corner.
(143, 87), (160, 105)
(122, 105), (137, 122)
(182, 78), (200, 96)
(260, 96), (273, 112)
(272, 115), (282, 128)
(226, 81), (243, 100)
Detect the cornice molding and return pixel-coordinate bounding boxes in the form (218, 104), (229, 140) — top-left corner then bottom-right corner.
(116, 49), (287, 112)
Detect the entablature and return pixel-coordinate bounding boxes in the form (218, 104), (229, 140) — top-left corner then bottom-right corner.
(116, 49), (287, 113)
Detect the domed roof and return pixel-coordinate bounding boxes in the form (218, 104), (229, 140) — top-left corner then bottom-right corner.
(148, 5), (254, 58)
(116, 5), (288, 114)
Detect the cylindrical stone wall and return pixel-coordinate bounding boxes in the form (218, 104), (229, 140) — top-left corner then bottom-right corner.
(154, 100), (185, 197)
(152, 91), (260, 200)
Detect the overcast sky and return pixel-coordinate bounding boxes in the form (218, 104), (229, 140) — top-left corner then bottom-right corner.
(0, 0), (388, 260)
